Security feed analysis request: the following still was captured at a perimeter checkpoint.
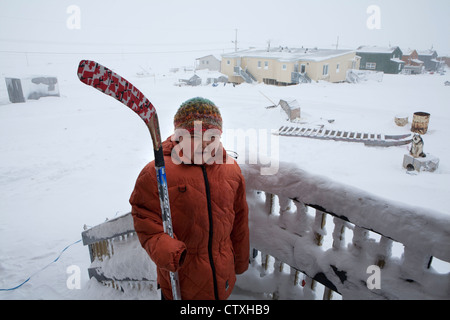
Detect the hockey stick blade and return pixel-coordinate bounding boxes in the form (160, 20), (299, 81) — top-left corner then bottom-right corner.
(77, 60), (162, 150)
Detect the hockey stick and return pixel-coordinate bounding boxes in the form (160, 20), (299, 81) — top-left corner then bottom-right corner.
(77, 60), (181, 300)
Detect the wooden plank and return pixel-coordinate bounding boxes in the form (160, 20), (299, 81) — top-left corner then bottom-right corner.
(291, 127), (302, 136)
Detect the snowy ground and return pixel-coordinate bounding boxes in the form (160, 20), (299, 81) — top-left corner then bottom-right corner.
(1, 58), (449, 299)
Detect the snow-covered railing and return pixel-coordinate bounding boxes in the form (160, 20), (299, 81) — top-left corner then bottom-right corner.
(81, 161), (450, 299)
(239, 161), (450, 299)
(233, 66), (255, 84)
(346, 69), (384, 83)
(291, 72), (311, 84)
(81, 214), (157, 291)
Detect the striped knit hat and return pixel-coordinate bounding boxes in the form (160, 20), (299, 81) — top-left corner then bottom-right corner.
(174, 97), (222, 134)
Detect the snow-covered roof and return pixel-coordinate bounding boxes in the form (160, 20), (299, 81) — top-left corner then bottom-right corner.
(196, 54), (221, 61)
(402, 49), (417, 56)
(222, 47), (355, 62)
(390, 58), (405, 63)
(411, 59), (424, 64)
(356, 46), (400, 54)
(418, 49), (437, 56)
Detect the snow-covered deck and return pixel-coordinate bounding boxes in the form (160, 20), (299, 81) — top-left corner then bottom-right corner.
(81, 161), (450, 300)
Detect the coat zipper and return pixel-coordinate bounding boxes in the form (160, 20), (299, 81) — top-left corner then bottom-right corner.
(201, 165), (219, 300)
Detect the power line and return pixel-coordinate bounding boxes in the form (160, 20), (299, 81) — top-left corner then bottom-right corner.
(0, 37), (233, 47)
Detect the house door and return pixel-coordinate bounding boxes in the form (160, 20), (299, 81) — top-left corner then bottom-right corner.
(300, 64), (306, 74)
(5, 78), (25, 103)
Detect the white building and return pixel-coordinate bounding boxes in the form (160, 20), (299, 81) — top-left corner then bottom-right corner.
(195, 54), (221, 72)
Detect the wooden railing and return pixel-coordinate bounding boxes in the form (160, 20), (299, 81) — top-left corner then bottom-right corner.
(81, 161), (450, 299)
(81, 214), (156, 292)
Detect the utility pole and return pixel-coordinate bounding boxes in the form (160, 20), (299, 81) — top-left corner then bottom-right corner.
(232, 29), (238, 52)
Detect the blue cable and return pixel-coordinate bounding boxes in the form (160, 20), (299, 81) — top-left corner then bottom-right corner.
(0, 239), (82, 291)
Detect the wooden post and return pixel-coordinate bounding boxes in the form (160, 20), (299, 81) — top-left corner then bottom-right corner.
(313, 210), (327, 246)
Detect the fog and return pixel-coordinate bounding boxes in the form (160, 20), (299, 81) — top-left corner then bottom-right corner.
(1, 0), (449, 64)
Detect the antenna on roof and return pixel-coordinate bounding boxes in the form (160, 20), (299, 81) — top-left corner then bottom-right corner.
(232, 29), (238, 52)
(332, 36), (339, 50)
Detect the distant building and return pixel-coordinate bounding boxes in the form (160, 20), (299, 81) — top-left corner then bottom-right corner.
(195, 55), (221, 72)
(437, 56), (450, 68)
(401, 49), (424, 74)
(176, 71), (228, 87)
(180, 74), (202, 86)
(356, 46), (404, 74)
(417, 49), (441, 72)
(221, 47), (360, 85)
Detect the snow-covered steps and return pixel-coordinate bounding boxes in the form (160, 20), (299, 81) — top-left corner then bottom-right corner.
(276, 126), (412, 147)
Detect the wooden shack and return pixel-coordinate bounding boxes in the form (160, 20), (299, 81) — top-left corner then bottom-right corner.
(279, 98), (301, 121)
(2, 76), (60, 103)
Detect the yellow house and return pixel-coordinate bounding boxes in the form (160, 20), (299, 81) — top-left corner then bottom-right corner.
(221, 47), (360, 85)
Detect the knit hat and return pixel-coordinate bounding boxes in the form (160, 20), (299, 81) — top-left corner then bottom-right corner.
(174, 97), (222, 134)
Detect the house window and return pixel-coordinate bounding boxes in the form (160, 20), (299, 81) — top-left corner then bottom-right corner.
(258, 61), (262, 68)
(264, 61), (269, 70)
(282, 64), (287, 70)
(322, 64), (329, 76)
(366, 62), (376, 70)
(227, 60), (231, 65)
(336, 63), (340, 73)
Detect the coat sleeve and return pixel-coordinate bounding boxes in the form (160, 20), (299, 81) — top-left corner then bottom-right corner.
(230, 165), (250, 275)
(129, 165), (187, 273)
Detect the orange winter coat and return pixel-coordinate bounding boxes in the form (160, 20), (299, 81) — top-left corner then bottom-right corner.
(130, 136), (249, 300)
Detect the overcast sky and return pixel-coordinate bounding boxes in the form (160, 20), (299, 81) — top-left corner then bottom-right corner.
(1, 0), (449, 55)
